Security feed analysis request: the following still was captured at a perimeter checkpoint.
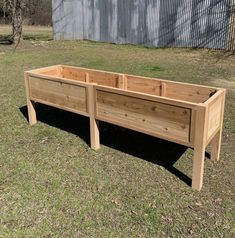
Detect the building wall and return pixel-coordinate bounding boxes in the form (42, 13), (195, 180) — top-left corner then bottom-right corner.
(52, 0), (232, 49)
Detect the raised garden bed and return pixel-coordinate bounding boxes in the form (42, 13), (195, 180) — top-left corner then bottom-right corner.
(24, 65), (226, 191)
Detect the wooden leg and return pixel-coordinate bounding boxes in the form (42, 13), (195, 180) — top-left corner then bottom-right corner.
(27, 99), (37, 125)
(210, 129), (222, 161)
(88, 84), (100, 150)
(90, 117), (100, 150)
(24, 72), (37, 126)
(192, 106), (207, 191)
(192, 144), (206, 191)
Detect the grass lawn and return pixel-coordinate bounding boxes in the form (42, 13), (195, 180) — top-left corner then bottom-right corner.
(0, 25), (235, 237)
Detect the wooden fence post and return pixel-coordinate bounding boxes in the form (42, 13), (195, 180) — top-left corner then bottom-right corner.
(227, 0), (235, 51)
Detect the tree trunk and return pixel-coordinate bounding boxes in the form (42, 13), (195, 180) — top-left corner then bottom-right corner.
(11, 0), (23, 45)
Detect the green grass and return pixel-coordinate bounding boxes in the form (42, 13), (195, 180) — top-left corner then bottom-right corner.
(0, 26), (235, 238)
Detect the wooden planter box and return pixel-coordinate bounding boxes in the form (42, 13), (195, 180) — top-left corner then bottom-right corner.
(24, 65), (226, 191)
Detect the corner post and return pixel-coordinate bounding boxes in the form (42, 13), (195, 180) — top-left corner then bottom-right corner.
(210, 90), (226, 161)
(117, 74), (127, 90)
(24, 72), (37, 125)
(192, 105), (207, 191)
(88, 84), (100, 150)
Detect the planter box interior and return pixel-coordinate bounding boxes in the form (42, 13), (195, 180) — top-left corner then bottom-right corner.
(24, 65), (226, 191)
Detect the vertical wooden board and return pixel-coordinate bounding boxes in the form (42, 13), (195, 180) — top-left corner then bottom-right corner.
(207, 96), (223, 140)
(192, 106), (207, 191)
(210, 90), (226, 161)
(117, 74), (126, 89)
(189, 109), (196, 144)
(29, 76), (88, 113)
(96, 90), (191, 143)
(88, 85), (100, 150)
(85, 73), (90, 83)
(126, 75), (162, 96)
(24, 73), (37, 125)
(165, 82), (216, 103)
(227, 0), (235, 51)
(161, 82), (167, 96)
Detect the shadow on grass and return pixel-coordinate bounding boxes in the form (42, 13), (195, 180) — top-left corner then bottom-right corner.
(23, 34), (53, 41)
(0, 34), (53, 45)
(20, 103), (192, 186)
(0, 35), (13, 45)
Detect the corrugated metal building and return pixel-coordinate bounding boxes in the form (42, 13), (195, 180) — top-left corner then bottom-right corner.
(52, 0), (234, 50)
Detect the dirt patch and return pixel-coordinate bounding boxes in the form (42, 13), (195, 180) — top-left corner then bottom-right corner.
(211, 78), (235, 93)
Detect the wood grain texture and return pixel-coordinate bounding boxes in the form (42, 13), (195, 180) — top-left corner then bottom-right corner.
(210, 90), (226, 161)
(96, 89), (191, 143)
(88, 85), (100, 150)
(161, 82), (167, 97)
(24, 65), (227, 191)
(165, 81), (217, 103)
(192, 106), (207, 191)
(86, 71), (119, 88)
(24, 73), (37, 125)
(62, 66), (86, 82)
(207, 96), (223, 141)
(29, 76), (88, 114)
(38, 66), (62, 77)
(126, 75), (161, 96)
(31, 65), (60, 74)
(117, 74), (126, 89)
(61, 66), (119, 87)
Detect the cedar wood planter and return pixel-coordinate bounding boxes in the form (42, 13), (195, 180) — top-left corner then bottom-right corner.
(24, 65), (226, 191)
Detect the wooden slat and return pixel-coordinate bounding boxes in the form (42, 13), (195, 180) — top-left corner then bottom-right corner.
(165, 81), (217, 103)
(32, 98), (89, 117)
(96, 89), (191, 143)
(117, 74), (126, 89)
(207, 96), (223, 141)
(189, 109), (196, 144)
(161, 82), (167, 96)
(126, 75), (161, 96)
(61, 66), (86, 82)
(28, 72), (88, 88)
(62, 66), (119, 87)
(210, 90), (226, 161)
(94, 85), (198, 109)
(85, 73), (90, 83)
(42, 69), (60, 76)
(28, 65), (60, 74)
(87, 71), (119, 87)
(29, 76), (88, 113)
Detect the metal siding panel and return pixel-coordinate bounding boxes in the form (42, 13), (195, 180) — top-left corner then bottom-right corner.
(52, 0), (232, 49)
